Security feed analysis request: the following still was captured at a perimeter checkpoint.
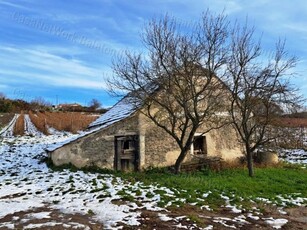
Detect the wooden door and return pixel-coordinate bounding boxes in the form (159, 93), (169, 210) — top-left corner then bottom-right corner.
(114, 135), (139, 171)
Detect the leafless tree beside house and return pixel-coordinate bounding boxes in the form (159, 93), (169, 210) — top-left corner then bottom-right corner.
(226, 23), (302, 176)
(108, 11), (302, 175)
(108, 12), (231, 173)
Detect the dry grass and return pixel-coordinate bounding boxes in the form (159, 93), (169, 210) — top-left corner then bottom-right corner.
(44, 112), (94, 133)
(221, 160), (245, 170)
(43, 111), (97, 133)
(0, 113), (15, 128)
(13, 112), (25, 136)
(272, 117), (307, 127)
(28, 111), (49, 135)
(27, 111), (98, 134)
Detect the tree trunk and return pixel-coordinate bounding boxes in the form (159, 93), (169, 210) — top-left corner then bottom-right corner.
(246, 148), (254, 177)
(174, 148), (189, 174)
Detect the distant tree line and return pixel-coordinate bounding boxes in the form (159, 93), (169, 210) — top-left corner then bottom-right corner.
(0, 93), (106, 113)
(0, 95), (39, 113)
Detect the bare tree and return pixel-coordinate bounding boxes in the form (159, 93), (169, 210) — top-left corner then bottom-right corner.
(108, 12), (231, 173)
(30, 97), (52, 110)
(88, 99), (102, 111)
(226, 23), (301, 177)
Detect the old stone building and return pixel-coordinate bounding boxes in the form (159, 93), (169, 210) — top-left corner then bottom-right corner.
(50, 94), (245, 171)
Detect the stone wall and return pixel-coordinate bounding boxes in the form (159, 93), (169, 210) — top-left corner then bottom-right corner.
(51, 110), (244, 171)
(198, 123), (245, 162)
(138, 113), (180, 168)
(51, 114), (139, 169)
(138, 113), (244, 169)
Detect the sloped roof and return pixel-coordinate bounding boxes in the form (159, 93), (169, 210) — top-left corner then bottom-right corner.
(48, 96), (140, 152)
(88, 96), (139, 129)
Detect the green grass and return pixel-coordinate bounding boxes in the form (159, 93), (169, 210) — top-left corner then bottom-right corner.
(119, 163), (307, 202)
(46, 159), (307, 207)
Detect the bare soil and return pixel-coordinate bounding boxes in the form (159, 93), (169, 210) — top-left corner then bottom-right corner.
(0, 204), (306, 229)
(130, 205), (307, 229)
(0, 206), (103, 230)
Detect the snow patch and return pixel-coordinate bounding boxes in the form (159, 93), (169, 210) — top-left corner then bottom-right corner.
(0, 114), (19, 137)
(247, 213), (260, 220)
(0, 199), (45, 219)
(24, 114), (43, 137)
(25, 212), (51, 219)
(264, 218), (288, 229)
(158, 213), (173, 222)
(0, 222), (15, 229)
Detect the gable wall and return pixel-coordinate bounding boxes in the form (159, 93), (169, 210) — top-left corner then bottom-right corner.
(138, 113), (180, 169)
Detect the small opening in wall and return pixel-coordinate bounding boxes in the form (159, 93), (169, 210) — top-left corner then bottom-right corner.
(123, 140), (135, 150)
(193, 136), (207, 155)
(123, 140), (129, 150)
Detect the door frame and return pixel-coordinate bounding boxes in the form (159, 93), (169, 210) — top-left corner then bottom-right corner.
(114, 135), (139, 171)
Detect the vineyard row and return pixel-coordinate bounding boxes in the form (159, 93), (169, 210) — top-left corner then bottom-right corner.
(13, 111), (98, 136)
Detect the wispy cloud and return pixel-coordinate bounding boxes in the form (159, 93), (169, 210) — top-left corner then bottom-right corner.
(0, 0), (306, 105)
(0, 0), (29, 10)
(0, 45), (111, 90)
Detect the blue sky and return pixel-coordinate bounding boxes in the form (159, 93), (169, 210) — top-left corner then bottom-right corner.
(0, 0), (307, 107)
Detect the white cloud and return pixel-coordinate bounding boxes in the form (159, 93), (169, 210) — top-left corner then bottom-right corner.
(0, 45), (112, 90)
(0, 0), (29, 10)
(0, 0), (306, 105)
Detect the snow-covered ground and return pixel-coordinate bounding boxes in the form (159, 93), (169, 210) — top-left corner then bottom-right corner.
(0, 114), (19, 137)
(278, 149), (307, 164)
(0, 117), (306, 229)
(0, 133), (143, 229)
(24, 114), (43, 137)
